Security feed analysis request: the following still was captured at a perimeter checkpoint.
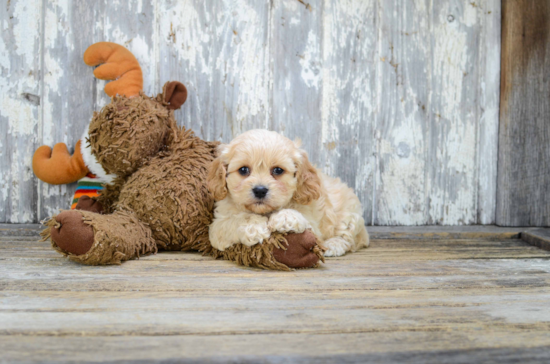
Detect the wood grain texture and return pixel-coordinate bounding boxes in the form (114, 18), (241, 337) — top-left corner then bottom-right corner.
(522, 228), (550, 251)
(1, 0), (501, 225)
(1, 335), (550, 363)
(374, 0), (431, 225)
(319, 0), (378, 225)
(375, 0), (501, 225)
(0, 0), (42, 223)
(157, 0), (271, 140)
(497, 0), (550, 227)
(1, 230), (550, 362)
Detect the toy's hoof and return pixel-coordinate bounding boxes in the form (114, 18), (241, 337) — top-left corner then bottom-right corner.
(51, 211), (94, 255)
(273, 230), (320, 269)
(75, 195), (104, 214)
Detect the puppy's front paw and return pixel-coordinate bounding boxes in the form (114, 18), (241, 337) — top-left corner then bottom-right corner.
(323, 237), (352, 257)
(239, 218), (271, 247)
(268, 209), (310, 234)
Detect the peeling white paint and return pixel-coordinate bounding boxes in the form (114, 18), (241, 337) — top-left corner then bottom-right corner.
(231, 0), (270, 131)
(462, 2), (478, 27)
(0, 34), (10, 69)
(3, 97), (35, 136)
(1, 0), (501, 224)
(299, 31), (321, 89)
(12, 0), (41, 67)
(163, 2), (211, 74)
(44, 1), (71, 50)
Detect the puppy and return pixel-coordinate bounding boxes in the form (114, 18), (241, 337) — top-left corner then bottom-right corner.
(207, 129), (369, 257)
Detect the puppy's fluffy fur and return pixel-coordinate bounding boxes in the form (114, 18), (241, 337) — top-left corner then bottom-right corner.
(207, 129), (369, 257)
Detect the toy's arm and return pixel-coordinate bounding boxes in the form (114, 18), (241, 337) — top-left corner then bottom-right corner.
(32, 140), (89, 185)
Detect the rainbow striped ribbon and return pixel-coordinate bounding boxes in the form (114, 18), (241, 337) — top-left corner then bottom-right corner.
(70, 174), (105, 209)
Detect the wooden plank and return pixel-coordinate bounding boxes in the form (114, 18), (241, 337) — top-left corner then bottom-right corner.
(368, 225), (527, 239)
(4, 287), (550, 311)
(38, 1), (100, 219)
(2, 257), (549, 292)
(0, 223), (42, 237)
(428, 0), (482, 225)
(497, 0), (550, 226)
(157, 0), (271, 140)
(2, 295), (550, 336)
(0, 0), (42, 223)
(1, 229), (549, 362)
(375, 0), (501, 225)
(522, 228), (550, 251)
(2, 281), (550, 338)
(317, 0), (378, 224)
(1, 333), (550, 364)
(374, 0), (432, 225)
(477, 0), (501, 224)
(271, 0), (323, 162)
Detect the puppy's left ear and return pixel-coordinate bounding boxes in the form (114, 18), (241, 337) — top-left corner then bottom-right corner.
(293, 150), (321, 205)
(207, 146), (229, 201)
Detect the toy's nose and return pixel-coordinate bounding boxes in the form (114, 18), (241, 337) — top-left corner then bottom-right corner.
(252, 186), (269, 199)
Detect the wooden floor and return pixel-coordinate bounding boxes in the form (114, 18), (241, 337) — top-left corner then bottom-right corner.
(2, 225), (550, 363)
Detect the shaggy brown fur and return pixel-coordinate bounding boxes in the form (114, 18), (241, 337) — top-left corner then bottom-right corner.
(87, 94), (177, 177)
(43, 210), (157, 265)
(42, 82), (324, 270)
(113, 127), (219, 251)
(212, 231), (325, 271)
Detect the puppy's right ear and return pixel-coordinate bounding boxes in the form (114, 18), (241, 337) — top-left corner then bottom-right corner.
(207, 156), (228, 201)
(293, 150), (321, 205)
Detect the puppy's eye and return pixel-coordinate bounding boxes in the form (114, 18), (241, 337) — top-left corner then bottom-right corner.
(272, 167), (284, 176)
(238, 167), (250, 176)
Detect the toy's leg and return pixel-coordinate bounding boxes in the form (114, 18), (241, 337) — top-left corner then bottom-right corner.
(42, 210), (157, 265)
(211, 230), (325, 271)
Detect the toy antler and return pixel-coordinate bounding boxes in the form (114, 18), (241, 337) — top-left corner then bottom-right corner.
(83, 42), (143, 97)
(33, 42), (144, 185)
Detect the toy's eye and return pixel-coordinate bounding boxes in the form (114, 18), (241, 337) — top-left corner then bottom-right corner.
(238, 167), (250, 176)
(272, 167), (284, 176)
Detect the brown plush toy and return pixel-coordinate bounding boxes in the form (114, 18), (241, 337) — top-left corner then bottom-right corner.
(37, 42), (324, 270)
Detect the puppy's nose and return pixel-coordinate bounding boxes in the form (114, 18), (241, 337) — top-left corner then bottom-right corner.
(252, 186), (269, 199)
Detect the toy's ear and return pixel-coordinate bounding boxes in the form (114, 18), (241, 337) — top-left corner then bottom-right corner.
(163, 81), (188, 110)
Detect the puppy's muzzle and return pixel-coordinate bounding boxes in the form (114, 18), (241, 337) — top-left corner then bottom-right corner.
(252, 186), (269, 199)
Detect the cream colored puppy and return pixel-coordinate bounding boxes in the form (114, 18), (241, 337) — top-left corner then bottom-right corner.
(207, 129), (369, 257)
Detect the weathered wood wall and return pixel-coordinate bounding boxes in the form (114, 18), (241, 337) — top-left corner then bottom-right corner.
(497, 0), (550, 227)
(0, 0), (501, 225)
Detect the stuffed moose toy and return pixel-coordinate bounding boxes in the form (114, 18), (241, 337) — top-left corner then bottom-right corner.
(32, 42), (324, 270)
